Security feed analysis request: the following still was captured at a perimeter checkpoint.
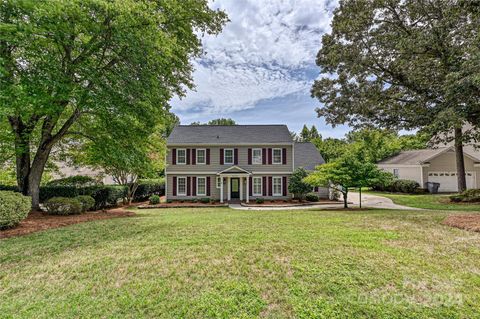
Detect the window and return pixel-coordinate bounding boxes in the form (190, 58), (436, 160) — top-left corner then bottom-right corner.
(216, 176), (222, 189)
(177, 177), (186, 195)
(197, 149), (206, 164)
(252, 148), (262, 164)
(393, 168), (399, 178)
(224, 149), (234, 165)
(197, 177), (206, 196)
(273, 148), (282, 164)
(273, 177), (282, 196)
(253, 177), (262, 196)
(177, 149), (186, 165)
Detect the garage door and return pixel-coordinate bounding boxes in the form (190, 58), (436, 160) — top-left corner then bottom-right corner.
(427, 172), (475, 192)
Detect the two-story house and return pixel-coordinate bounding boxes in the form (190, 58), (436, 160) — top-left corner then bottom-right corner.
(165, 125), (326, 203)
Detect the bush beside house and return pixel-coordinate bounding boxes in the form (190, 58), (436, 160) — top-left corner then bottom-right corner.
(372, 179), (420, 194)
(0, 191), (31, 229)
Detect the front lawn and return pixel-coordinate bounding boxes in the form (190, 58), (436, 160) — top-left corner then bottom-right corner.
(368, 192), (480, 211)
(1, 207), (480, 318)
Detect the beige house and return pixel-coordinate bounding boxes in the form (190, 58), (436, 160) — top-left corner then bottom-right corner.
(377, 146), (480, 192)
(165, 125), (326, 202)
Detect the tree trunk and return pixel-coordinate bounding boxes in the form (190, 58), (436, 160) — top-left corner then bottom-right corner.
(359, 187), (362, 209)
(454, 127), (467, 193)
(343, 190), (348, 209)
(27, 147), (52, 209)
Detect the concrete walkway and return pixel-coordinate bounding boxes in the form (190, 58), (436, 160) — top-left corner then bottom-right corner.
(229, 193), (420, 211)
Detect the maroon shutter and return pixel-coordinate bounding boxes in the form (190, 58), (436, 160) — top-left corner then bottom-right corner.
(282, 176), (287, 196)
(249, 177), (252, 196)
(268, 176), (273, 196)
(192, 177), (197, 196)
(234, 148), (238, 165)
(282, 148), (287, 165)
(186, 177), (191, 196)
(172, 149), (176, 165)
(172, 177), (177, 196)
(192, 149), (196, 165)
(220, 148), (224, 165)
(262, 177), (267, 196)
(248, 148), (252, 165)
(206, 149), (210, 165)
(206, 177), (211, 196)
(262, 148), (267, 165)
(186, 149), (191, 165)
(268, 148), (272, 165)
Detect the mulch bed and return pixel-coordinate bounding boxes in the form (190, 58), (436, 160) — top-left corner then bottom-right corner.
(241, 200), (340, 207)
(139, 203), (228, 209)
(0, 208), (135, 239)
(442, 214), (480, 233)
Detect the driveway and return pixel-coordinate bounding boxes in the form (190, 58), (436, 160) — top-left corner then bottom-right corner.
(348, 192), (422, 210)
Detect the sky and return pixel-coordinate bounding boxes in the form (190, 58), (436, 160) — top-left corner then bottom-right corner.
(170, 0), (350, 138)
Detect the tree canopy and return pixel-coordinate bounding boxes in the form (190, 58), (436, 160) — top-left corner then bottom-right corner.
(0, 0), (228, 207)
(311, 0), (480, 191)
(190, 118), (237, 126)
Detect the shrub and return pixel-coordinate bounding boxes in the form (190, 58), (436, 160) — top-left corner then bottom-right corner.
(44, 197), (82, 215)
(149, 194), (160, 205)
(200, 197), (210, 204)
(0, 191), (31, 229)
(450, 189), (480, 203)
(47, 176), (101, 187)
(449, 194), (463, 203)
(75, 195), (95, 212)
(133, 179), (165, 201)
(255, 198), (264, 204)
(372, 179), (419, 194)
(305, 193), (320, 202)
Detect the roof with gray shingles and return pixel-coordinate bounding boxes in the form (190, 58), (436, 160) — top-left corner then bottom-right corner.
(377, 148), (450, 165)
(167, 125), (293, 145)
(294, 142), (325, 171)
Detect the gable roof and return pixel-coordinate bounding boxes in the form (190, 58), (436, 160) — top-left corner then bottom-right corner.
(294, 142), (325, 171)
(167, 125), (293, 145)
(378, 146), (480, 165)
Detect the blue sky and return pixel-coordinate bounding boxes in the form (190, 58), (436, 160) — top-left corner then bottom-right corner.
(170, 0), (350, 138)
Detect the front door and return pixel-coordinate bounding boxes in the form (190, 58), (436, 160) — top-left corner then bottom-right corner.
(231, 178), (240, 199)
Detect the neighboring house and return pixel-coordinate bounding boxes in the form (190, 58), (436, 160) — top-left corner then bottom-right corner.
(165, 125), (326, 202)
(52, 161), (116, 185)
(377, 146), (480, 192)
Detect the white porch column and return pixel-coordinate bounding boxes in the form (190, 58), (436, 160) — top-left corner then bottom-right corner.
(239, 177), (243, 201)
(220, 176), (224, 203)
(246, 175), (250, 203)
(227, 176), (231, 201)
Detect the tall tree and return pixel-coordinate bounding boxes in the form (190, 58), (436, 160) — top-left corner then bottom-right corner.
(190, 118), (237, 126)
(0, 0), (227, 207)
(311, 0), (480, 192)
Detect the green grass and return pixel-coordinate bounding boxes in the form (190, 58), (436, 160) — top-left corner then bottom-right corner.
(368, 192), (480, 211)
(1, 207), (480, 318)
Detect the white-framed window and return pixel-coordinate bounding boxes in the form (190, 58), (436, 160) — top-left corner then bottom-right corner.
(216, 176), (222, 189)
(273, 176), (282, 196)
(196, 149), (206, 164)
(176, 149), (186, 165)
(252, 148), (262, 164)
(177, 177), (186, 195)
(253, 177), (262, 196)
(224, 148), (234, 165)
(273, 148), (282, 164)
(393, 168), (399, 178)
(197, 177), (206, 196)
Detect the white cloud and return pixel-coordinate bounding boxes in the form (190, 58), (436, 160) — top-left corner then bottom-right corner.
(172, 0), (338, 115)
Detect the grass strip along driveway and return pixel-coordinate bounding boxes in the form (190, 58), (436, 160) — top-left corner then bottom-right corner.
(1, 207), (480, 318)
(367, 192), (480, 211)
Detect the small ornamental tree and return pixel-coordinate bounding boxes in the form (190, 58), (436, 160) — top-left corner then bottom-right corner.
(288, 168), (311, 200)
(304, 152), (392, 208)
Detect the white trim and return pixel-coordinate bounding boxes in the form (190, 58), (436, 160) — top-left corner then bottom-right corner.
(217, 165), (252, 175)
(419, 166), (424, 187)
(378, 164), (423, 168)
(216, 176), (222, 188)
(239, 177), (243, 201)
(272, 148), (282, 165)
(220, 176), (224, 203)
(252, 148), (262, 165)
(227, 177), (231, 201)
(168, 143), (291, 146)
(176, 149), (187, 165)
(224, 148), (234, 165)
(196, 176), (206, 196)
(246, 176), (249, 203)
(272, 176), (282, 196)
(177, 176), (187, 196)
(252, 176), (262, 196)
(196, 148), (206, 165)
(167, 171), (293, 175)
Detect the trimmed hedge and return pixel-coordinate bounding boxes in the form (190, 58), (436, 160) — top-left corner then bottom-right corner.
(372, 179), (420, 194)
(75, 195), (95, 212)
(44, 197), (82, 215)
(0, 191), (31, 229)
(449, 189), (480, 203)
(305, 193), (320, 202)
(47, 176), (101, 187)
(134, 179), (165, 201)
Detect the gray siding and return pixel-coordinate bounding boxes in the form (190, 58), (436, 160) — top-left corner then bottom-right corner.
(165, 145), (293, 174)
